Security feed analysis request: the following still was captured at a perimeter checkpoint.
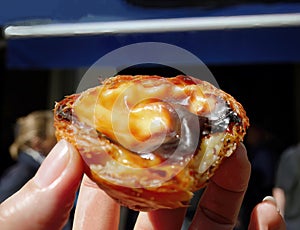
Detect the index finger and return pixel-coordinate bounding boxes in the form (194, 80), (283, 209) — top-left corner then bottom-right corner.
(190, 143), (251, 229)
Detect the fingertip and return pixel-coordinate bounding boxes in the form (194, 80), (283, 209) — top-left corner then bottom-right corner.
(33, 139), (84, 189)
(239, 142), (247, 152)
(191, 143), (251, 229)
(0, 140), (84, 230)
(212, 143), (251, 192)
(249, 197), (286, 230)
(134, 207), (187, 230)
(262, 196), (278, 207)
(74, 175), (120, 230)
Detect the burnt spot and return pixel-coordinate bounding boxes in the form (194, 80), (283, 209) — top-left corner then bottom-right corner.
(56, 106), (73, 122)
(55, 95), (79, 122)
(200, 104), (242, 136)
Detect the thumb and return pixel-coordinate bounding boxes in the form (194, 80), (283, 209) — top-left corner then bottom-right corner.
(248, 196), (286, 230)
(0, 140), (84, 230)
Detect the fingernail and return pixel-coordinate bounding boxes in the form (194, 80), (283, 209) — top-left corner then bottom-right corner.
(262, 196), (280, 213)
(262, 196), (276, 205)
(34, 139), (71, 188)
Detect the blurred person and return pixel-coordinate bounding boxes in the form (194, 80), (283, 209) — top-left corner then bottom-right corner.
(0, 110), (56, 202)
(273, 143), (300, 230)
(239, 124), (278, 229)
(0, 140), (286, 230)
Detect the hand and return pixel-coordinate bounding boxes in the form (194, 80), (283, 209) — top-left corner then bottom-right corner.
(0, 140), (285, 230)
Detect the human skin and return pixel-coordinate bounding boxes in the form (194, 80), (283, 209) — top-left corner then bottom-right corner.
(0, 140), (285, 230)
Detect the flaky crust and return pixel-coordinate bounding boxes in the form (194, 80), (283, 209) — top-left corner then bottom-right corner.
(54, 75), (249, 211)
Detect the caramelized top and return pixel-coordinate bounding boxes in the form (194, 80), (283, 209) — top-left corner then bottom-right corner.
(72, 75), (246, 159)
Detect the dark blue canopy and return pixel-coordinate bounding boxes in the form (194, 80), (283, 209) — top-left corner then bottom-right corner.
(2, 1), (300, 24)
(2, 1), (300, 68)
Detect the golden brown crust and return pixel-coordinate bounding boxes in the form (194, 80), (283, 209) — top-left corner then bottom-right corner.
(54, 75), (249, 211)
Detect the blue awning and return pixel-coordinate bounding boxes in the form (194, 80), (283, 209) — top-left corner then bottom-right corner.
(2, 1), (300, 25)
(6, 27), (300, 68)
(2, 1), (300, 68)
